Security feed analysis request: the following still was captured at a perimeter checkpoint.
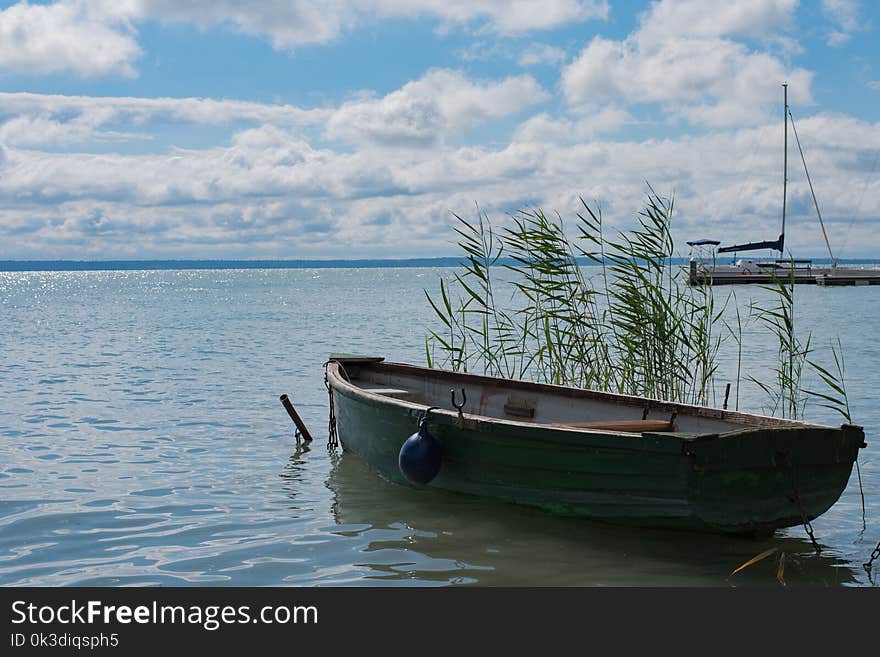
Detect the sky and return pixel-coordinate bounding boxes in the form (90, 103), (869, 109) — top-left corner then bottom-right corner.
(0, 0), (878, 260)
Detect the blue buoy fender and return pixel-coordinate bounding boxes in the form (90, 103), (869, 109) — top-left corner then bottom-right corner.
(398, 412), (442, 485)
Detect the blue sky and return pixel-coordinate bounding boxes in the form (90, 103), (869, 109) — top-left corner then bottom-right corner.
(0, 0), (878, 259)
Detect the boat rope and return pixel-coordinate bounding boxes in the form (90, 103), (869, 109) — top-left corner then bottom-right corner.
(788, 109), (836, 266)
(789, 459), (821, 554)
(323, 361), (338, 450)
(864, 539), (880, 581)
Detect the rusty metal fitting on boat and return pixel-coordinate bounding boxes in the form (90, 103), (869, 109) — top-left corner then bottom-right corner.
(451, 388), (466, 421)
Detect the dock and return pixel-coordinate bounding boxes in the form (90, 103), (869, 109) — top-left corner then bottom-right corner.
(815, 273), (880, 286)
(688, 260), (880, 286)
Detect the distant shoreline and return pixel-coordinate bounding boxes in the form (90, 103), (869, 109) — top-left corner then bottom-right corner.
(2, 257), (879, 272)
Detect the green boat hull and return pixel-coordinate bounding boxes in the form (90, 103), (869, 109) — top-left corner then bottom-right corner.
(329, 365), (864, 535)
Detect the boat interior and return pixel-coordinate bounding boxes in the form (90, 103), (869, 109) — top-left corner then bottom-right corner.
(331, 358), (813, 435)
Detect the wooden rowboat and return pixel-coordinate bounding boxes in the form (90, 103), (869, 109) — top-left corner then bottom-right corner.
(325, 355), (866, 535)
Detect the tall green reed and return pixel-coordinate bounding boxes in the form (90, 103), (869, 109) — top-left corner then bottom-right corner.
(425, 189), (852, 420)
(426, 189), (725, 405)
(748, 267), (853, 421)
(748, 268), (812, 419)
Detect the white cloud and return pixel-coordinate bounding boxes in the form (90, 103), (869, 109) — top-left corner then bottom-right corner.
(128, 0), (353, 50)
(518, 43), (568, 67)
(325, 69), (549, 146)
(635, 0), (797, 47)
(0, 1), (609, 78)
(0, 114), (149, 148)
(0, 70), (545, 151)
(0, 92), (331, 147)
(134, 0), (605, 49)
(0, 127), (337, 206)
(411, 0), (608, 33)
(138, 0), (608, 46)
(514, 107), (633, 142)
(821, 0), (862, 46)
(457, 40), (567, 68)
(0, 92), (329, 125)
(2, 108), (878, 259)
(0, 1), (141, 77)
(0, 2), (877, 260)
(561, 0), (811, 126)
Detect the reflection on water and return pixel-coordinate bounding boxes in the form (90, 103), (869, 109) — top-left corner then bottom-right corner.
(322, 452), (860, 587)
(278, 444), (313, 509)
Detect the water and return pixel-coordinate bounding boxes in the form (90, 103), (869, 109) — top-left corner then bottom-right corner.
(1, 268), (877, 586)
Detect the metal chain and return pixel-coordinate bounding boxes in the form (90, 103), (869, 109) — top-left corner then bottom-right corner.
(789, 460), (821, 554)
(324, 362), (338, 450)
(864, 539), (880, 580)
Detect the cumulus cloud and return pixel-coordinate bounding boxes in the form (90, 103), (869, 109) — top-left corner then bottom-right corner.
(1, 1), (878, 260)
(518, 43), (568, 67)
(821, 0), (862, 46)
(514, 106), (633, 142)
(325, 69), (549, 147)
(635, 0), (797, 46)
(1, 69), (547, 150)
(0, 1), (609, 78)
(409, 0), (608, 34)
(0, 92), (331, 147)
(561, 0), (811, 126)
(0, 114), (149, 148)
(0, 1), (141, 77)
(1, 129), (326, 206)
(2, 107), (879, 259)
(138, 1), (610, 44)
(129, 0), (353, 50)
(0, 68), (552, 158)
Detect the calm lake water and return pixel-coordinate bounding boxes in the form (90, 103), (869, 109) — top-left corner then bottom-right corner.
(1, 267), (878, 586)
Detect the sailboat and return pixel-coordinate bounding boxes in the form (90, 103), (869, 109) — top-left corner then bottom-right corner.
(688, 84), (880, 286)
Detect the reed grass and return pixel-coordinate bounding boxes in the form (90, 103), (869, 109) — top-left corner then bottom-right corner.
(805, 337), (851, 423)
(724, 295), (744, 411)
(425, 189), (852, 419)
(748, 268), (812, 419)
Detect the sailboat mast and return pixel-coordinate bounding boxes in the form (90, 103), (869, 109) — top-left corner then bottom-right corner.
(714, 83), (790, 256)
(781, 82), (787, 251)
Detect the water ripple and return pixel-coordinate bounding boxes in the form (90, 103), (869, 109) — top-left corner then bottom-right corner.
(0, 268), (877, 586)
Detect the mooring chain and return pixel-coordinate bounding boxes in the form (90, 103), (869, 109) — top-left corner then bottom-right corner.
(323, 361), (338, 450)
(864, 539), (880, 581)
(789, 459), (821, 554)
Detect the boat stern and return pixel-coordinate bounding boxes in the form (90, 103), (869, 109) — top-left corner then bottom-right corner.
(681, 424), (865, 534)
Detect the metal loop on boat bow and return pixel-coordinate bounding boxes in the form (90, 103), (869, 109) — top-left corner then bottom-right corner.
(451, 388), (466, 420)
(420, 406), (441, 426)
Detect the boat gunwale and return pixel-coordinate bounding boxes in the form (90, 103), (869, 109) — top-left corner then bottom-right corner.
(327, 360), (841, 436)
(330, 364), (651, 439)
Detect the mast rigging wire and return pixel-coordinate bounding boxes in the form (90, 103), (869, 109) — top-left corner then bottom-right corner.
(788, 109), (836, 265)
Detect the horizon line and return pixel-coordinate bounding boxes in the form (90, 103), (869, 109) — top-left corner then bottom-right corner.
(3, 255), (880, 273)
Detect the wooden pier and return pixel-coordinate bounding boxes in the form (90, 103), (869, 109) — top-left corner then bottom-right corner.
(688, 260), (880, 286)
(815, 273), (880, 286)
